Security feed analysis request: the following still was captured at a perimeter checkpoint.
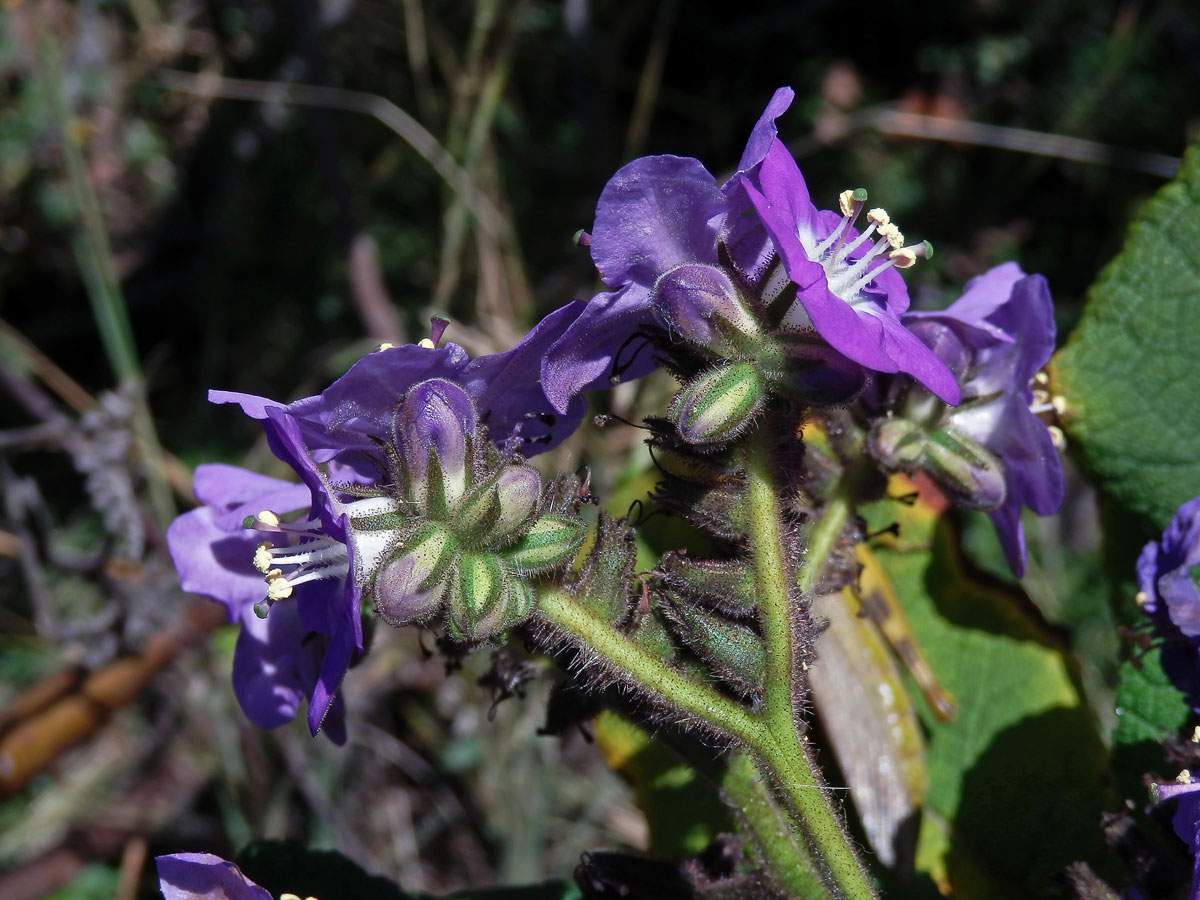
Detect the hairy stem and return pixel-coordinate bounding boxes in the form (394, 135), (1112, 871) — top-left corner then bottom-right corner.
(721, 750), (827, 899)
(743, 426), (877, 900)
(535, 589), (768, 747)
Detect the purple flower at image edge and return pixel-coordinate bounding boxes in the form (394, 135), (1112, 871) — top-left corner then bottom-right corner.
(1153, 777), (1200, 900)
(1137, 495), (1200, 705)
(904, 262), (1064, 576)
(156, 853), (272, 900)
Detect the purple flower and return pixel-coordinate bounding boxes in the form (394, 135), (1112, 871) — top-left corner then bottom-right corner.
(540, 88), (796, 414)
(740, 142), (958, 404)
(156, 853), (272, 900)
(865, 263), (1063, 576)
(167, 463), (354, 741)
(540, 86), (957, 413)
(1138, 495), (1200, 706)
(170, 316), (585, 739)
(1153, 777), (1200, 899)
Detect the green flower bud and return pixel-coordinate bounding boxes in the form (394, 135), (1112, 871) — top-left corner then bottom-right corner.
(669, 363), (766, 446)
(660, 595), (764, 696)
(447, 551), (506, 640)
(922, 428), (1007, 510)
(502, 514), (587, 575)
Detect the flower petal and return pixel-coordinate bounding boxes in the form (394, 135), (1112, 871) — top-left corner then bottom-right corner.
(590, 154), (725, 290)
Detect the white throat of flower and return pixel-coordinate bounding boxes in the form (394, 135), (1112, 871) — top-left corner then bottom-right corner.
(249, 495), (401, 616)
(794, 188), (932, 310)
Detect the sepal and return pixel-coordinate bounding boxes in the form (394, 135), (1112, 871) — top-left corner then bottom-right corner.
(670, 363), (767, 447)
(659, 594), (765, 696)
(372, 523), (457, 625)
(502, 513), (587, 575)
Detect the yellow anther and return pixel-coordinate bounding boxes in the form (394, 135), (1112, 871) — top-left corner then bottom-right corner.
(838, 190), (856, 217)
(879, 222), (904, 249)
(1047, 425), (1066, 450)
(266, 571), (293, 601)
(866, 207), (890, 227)
(417, 338), (436, 349)
(279, 894), (320, 900)
(1032, 388), (1051, 406)
(256, 510), (281, 528)
(1192, 725), (1200, 743)
(1034, 370), (1050, 386)
(375, 342), (395, 352)
(1135, 590), (1148, 608)
(253, 542), (274, 574)
(1052, 395), (1067, 416)
(888, 247), (918, 269)
(1178, 769), (1193, 785)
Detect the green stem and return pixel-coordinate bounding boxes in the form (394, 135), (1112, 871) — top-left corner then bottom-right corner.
(535, 589), (767, 748)
(743, 426), (876, 900)
(721, 750), (827, 899)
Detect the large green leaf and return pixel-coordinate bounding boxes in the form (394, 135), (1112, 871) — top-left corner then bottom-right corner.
(1055, 142), (1200, 529)
(861, 477), (1115, 898)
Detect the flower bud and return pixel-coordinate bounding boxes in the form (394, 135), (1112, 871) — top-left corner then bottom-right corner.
(447, 551), (506, 640)
(669, 363), (766, 446)
(653, 264), (760, 354)
(502, 513), (587, 575)
(372, 524), (457, 625)
(660, 594), (765, 696)
(396, 379), (476, 511)
(867, 418), (926, 468)
(493, 464), (542, 541)
(921, 429), (1007, 510)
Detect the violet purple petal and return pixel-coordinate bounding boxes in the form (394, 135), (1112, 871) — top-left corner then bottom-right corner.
(590, 154), (725, 290)
(156, 853), (273, 900)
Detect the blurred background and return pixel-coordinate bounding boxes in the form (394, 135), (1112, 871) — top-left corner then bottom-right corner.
(1, 0), (1198, 897)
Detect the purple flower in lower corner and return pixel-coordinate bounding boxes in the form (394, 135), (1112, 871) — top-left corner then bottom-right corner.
(863, 262), (1064, 576)
(1138, 495), (1200, 706)
(1153, 776), (1200, 900)
(156, 853), (272, 900)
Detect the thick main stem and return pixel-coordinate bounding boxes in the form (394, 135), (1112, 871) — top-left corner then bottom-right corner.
(743, 426), (877, 900)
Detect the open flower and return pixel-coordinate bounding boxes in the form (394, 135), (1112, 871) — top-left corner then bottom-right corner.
(741, 143), (959, 404)
(540, 88), (796, 413)
(1138, 495), (1200, 706)
(156, 853), (272, 900)
(169, 316), (588, 738)
(540, 86), (957, 414)
(865, 262), (1063, 576)
(1152, 775), (1200, 900)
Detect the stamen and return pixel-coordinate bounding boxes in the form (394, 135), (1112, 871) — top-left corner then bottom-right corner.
(417, 338), (435, 349)
(1135, 590), (1148, 608)
(1047, 425), (1066, 449)
(256, 510), (281, 528)
(253, 542), (274, 573)
(1178, 769), (1194, 785)
(815, 188), (868, 258)
(376, 342), (396, 352)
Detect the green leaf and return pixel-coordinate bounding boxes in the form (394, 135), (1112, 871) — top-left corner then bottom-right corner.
(593, 711), (733, 856)
(860, 478), (1116, 897)
(1055, 141), (1200, 529)
(1113, 648), (1190, 746)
